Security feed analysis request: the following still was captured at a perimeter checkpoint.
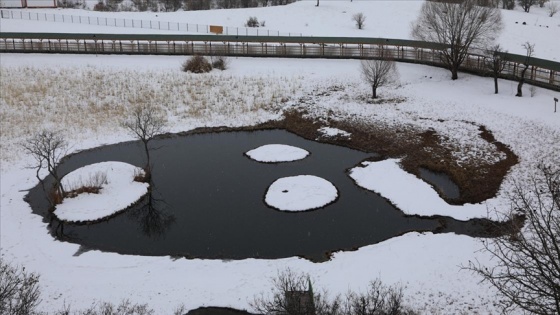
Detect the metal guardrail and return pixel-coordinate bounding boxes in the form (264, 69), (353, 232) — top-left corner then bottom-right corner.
(0, 9), (303, 37)
(0, 32), (558, 91)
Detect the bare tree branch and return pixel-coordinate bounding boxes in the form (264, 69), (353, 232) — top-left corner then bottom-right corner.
(468, 164), (560, 315)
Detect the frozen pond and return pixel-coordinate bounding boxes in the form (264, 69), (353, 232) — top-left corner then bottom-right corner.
(27, 129), (492, 262)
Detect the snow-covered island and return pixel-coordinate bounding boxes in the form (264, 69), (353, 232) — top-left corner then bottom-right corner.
(245, 144), (309, 163)
(265, 175), (338, 211)
(55, 162), (149, 222)
(349, 159), (488, 221)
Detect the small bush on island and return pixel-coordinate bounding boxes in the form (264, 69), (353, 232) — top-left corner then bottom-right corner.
(182, 55), (212, 73)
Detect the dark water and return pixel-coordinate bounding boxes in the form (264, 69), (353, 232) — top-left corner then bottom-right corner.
(27, 129), (489, 262)
(419, 168), (461, 200)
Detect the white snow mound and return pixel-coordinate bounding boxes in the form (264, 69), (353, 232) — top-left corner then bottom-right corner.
(246, 144), (309, 162)
(265, 175), (338, 211)
(318, 127), (351, 138)
(55, 161), (149, 222)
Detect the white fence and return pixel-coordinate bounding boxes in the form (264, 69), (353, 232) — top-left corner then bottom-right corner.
(0, 9), (303, 36)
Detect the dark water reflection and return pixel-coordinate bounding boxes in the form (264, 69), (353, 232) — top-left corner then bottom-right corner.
(27, 129), (488, 262)
(419, 168), (461, 200)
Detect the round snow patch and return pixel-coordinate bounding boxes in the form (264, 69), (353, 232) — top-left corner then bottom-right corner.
(246, 144), (309, 163)
(55, 161), (149, 223)
(265, 175), (338, 211)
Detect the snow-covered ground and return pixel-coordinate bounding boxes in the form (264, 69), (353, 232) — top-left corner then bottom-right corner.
(1, 1), (560, 314)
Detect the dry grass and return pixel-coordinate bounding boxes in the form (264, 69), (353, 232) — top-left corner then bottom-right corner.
(0, 65), (300, 163)
(64, 170), (108, 198)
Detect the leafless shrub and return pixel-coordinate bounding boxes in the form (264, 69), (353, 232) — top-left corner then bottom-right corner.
(468, 164), (560, 315)
(411, 0), (503, 80)
(251, 269), (338, 315)
(0, 258), (41, 315)
(211, 55), (230, 71)
(344, 279), (419, 315)
(21, 130), (68, 207)
(133, 167), (149, 183)
(547, 1), (559, 16)
(245, 16), (260, 27)
(64, 171), (108, 198)
(529, 85), (537, 97)
(54, 299), (155, 315)
(252, 269), (419, 315)
(360, 57), (398, 99)
(182, 55), (212, 74)
(172, 303), (187, 315)
(352, 13), (366, 30)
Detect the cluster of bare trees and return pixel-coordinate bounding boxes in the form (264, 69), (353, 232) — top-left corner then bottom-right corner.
(251, 269), (419, 315)
(21, 103), (166, 212)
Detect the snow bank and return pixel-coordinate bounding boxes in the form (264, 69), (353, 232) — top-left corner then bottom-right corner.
(349, 159), (489, 221)
(265, 175), (338, 211)
(245, 144), (309, 162)
(55, 162), (149, 222)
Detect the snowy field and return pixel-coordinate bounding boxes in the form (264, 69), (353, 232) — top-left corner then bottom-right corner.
(1, 1), (560, 314)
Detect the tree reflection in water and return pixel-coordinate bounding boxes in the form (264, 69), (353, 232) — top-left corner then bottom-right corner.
(128, 182), (175, 239)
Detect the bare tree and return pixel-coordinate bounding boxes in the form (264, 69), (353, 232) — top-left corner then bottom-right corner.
(485, 44), (508, 94)
(360, 57), (398, 99)
(547, 1), (559, 16)
(411, 0), (503, 80)
(515, 42), (535, 97)
(352, 13), (366, 30)
(468, 164), (560, 315)
(123, 104), (167, 173)
(21, 130), (68, 206)
(518, 0), (537, 11)
(0, 258), (41, 315)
